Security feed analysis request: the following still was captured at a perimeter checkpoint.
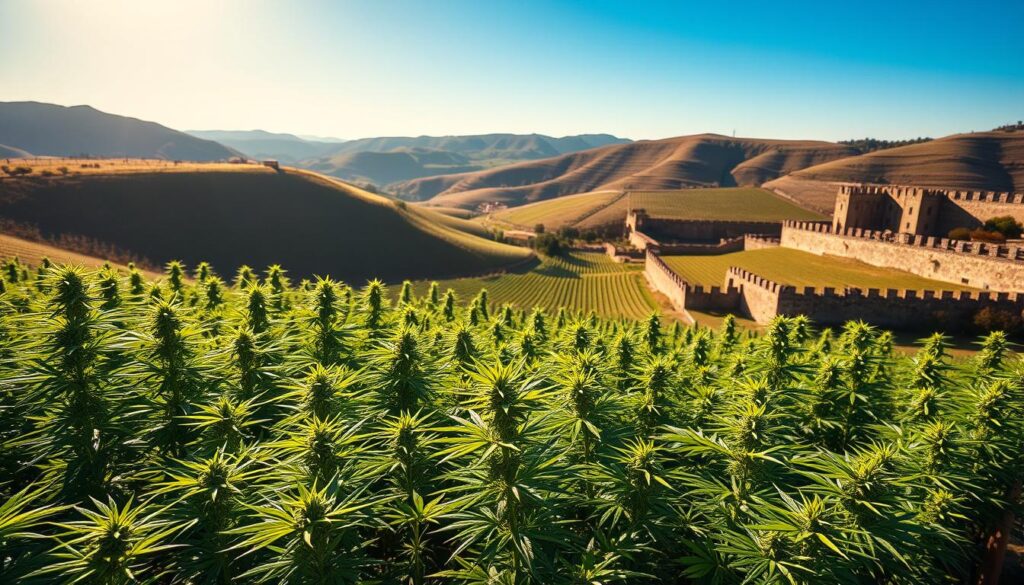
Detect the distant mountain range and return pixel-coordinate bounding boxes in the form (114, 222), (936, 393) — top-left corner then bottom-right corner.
(185, 129), (343, 163)
(187, 129), (631, 186)
(0, 102), (239, 161)
(4, 100), (1023, 217)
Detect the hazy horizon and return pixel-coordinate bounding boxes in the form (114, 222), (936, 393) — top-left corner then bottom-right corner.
(1, 0), (1021, 142)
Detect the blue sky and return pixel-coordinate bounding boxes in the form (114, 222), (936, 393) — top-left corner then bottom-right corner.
(1, 0), (1021, 141)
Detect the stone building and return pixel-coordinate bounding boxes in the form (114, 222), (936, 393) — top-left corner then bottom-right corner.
(832, 184), (1024, 236)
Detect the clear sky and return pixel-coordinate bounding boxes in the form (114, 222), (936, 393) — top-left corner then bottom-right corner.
(1, 0), (1021, 141)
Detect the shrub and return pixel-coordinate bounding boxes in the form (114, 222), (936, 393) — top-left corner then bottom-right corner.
(1, 165), (32, 176)
(983, 215), (1023, 239)
(532, 232), (562, 256)
(973, 306), (1023, 335)
(534, 223), (545, 234)
(947, 227), (971, 240)
(969, 228), (1006, 243)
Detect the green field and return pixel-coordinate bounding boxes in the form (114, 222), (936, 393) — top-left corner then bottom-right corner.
(409, 251), (658, 319)
(490, 187), (824, 230)
(660, 247), (977, 291)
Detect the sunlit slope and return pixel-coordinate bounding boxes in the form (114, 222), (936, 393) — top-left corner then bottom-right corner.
(765, 131), (1024, 213)
(0, 233), (161, 278)
(395, 134), (858, 209)
(490, 188), (823, 230)
(0, 165), (530, 283)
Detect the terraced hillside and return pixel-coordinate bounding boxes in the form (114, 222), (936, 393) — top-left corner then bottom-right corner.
(408, 251), (657, 319)
(397, 134), (859, 208)
(0, 163), (530, 283)
(491, 187), (824, 230)
(661, 248), (977, 291)
(765, 131), (1024, 214)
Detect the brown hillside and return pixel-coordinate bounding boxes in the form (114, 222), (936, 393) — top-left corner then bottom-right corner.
(764, 132), (1024, 213)
(394, 134), (858, 209)
(0, 164), (530, 283)
(0, 232), (161, 278)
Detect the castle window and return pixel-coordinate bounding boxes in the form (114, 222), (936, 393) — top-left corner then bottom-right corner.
(908, 207), (914, 214)
(905, 222), (910, 229)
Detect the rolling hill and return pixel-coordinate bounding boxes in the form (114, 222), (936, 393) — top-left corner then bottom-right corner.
(489, 187), (825, 231)
(0, 164), (530, 283)
(0, 101), (239, 160)
(186, 130), (631, 187)
(764, 131), (1024, 214)
(186, 129), (342, 163)
(321, 133), (629, 160)
(0, 232), (162, 278)
(395, 134), (859, 209)
(303, 148), (481, 185)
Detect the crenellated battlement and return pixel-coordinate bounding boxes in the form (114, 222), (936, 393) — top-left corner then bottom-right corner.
(783, 221), (1024, 263)
(728, 264), (1023, 303)
(838, 183), (1024, 205)
(726, 266), (785, 294)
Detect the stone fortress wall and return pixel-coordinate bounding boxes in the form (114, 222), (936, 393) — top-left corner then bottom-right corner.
(626, 209), (781, 251)
(781, 221), (1024, 292)
(646, 246), (1024, 327)
(639, 183), (1024, 327)
(726, 267), (1024, 329)
(833, 184), (1024, 237)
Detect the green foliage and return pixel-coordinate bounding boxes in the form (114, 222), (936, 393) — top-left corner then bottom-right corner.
(0, 260), (1021, 584)
(983, 215), (1024, 239)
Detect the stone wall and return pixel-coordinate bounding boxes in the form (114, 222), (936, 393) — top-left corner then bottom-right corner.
(604, 242), (644, 263)
(743, 234), (781, 250)
(833, 183), (1024, 237)
(781, 221), (1024, 291)
(723, 268), (781, 323)
(627, 209), (782, 243)
(725, 267), (1024, 329)
(644, 250), (740, 316)
(643, 218), (783, 242)
(644, 250), (688, 312)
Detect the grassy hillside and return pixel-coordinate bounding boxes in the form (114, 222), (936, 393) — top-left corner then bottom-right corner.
(491, 187), (824, 230)
(661, 248), (977, 290)
(0, 164), (530, 283)
(292, 134), (631, 187)
(408, 251), (657, 319)
(0, 233), (161, 278)
(0, 101), (239, 160)
(305, 149), (481, 186)
(398, 134), (859, 208)
(765, 131), (1024, 213)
